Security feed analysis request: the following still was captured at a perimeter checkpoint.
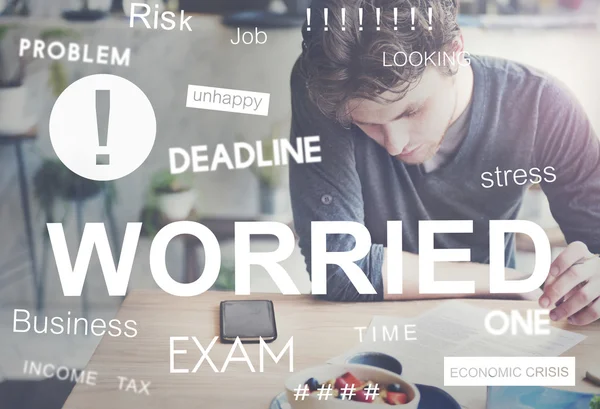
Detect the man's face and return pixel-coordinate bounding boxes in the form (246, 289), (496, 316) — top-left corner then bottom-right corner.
(349, 67), (457, 164)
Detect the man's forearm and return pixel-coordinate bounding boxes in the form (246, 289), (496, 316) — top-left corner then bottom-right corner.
(381, 249), (542, 301)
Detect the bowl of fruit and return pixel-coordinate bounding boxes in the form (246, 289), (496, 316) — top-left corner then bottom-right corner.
(285, 364), (420, 409)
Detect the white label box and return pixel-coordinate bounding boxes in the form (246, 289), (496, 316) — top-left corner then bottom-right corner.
(444, 357), (576, 386)
(186, 85), (270, 116)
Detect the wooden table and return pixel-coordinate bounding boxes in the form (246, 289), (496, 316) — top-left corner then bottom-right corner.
(62, 291), (600, 409)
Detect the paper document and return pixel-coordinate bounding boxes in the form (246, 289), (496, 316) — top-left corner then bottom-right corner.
(329, 301), (586, 409)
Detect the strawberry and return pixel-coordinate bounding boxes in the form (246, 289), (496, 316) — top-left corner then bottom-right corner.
(334, 377), (347, 390)
(385, 392), (408, 405)
(341, 372), (362, 388)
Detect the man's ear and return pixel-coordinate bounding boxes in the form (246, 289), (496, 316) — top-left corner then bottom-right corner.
(450, 32), (467, 68)
(453, 32), (465, 54)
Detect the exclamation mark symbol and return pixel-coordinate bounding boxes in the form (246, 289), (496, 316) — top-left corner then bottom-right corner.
(428, 7), (433, 30)
(306, 8), (311, 31)
(358, 8), (363, 31)
(394, 7), (398, 30)
(411, 7), (416, 31)
(95, 90), (110, 165)
(376, 8), (381, 31)
(323, 8), (329, 31)
(341, 8), (346, 31)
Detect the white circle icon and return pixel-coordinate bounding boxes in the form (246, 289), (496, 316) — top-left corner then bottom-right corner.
(49, 74), (156, 181)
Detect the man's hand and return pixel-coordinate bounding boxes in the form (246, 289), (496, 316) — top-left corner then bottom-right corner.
(539, 241), (600, 326)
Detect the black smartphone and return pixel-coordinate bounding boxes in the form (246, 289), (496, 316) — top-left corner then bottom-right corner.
(219, 300), (277, 344)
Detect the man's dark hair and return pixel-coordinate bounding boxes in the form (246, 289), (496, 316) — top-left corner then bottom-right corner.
(300, 0), (460, 125)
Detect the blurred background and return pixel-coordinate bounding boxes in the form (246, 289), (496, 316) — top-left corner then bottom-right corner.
(0, 0), (599, 408)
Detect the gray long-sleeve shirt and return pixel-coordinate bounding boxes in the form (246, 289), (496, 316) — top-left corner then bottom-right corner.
(289, 55), (600, 302)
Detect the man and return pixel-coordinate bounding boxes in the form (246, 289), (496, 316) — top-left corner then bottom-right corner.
(289, 0), (600, 325)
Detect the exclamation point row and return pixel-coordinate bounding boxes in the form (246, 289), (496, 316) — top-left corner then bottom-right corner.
(306, 7), (434, 32)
